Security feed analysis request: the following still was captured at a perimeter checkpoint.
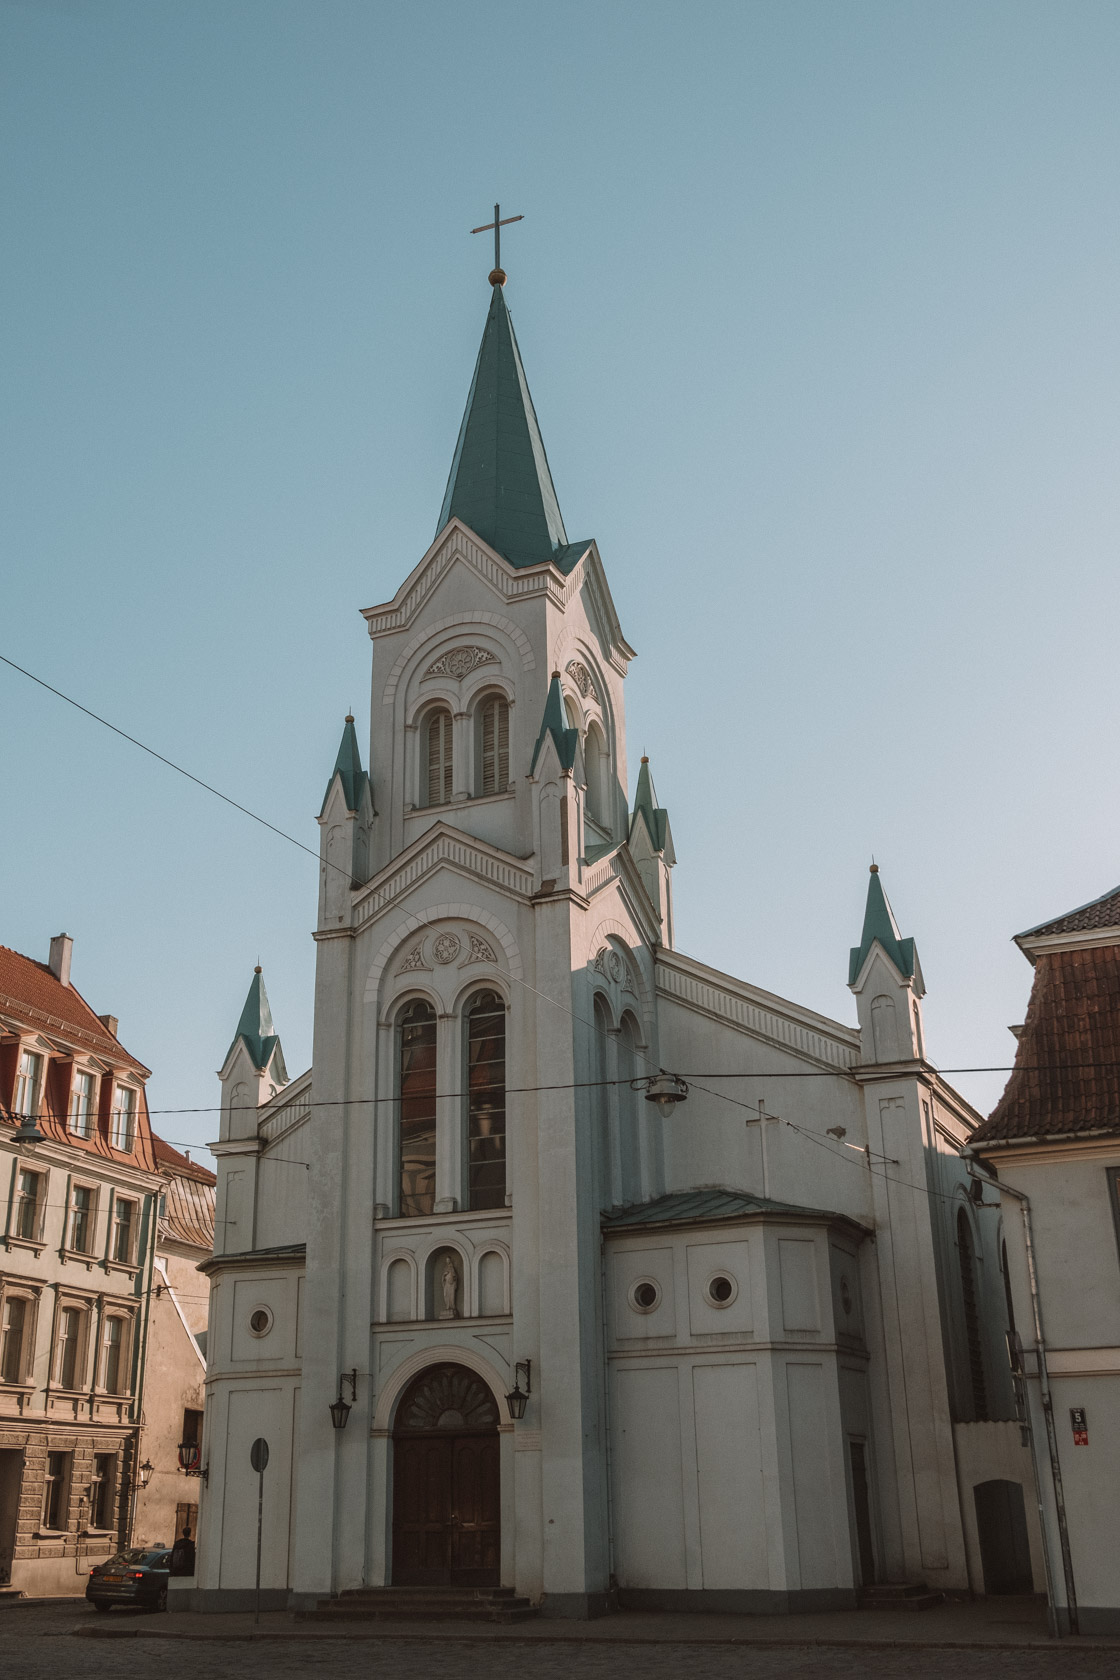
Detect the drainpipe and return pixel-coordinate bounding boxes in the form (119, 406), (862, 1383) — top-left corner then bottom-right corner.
(128, 1188), (160, 1546)
(964, 1155), (1077, 1637)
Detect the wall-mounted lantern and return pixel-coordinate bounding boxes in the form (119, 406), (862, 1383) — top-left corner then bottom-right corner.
(12, 1114), (45, 1149)
(330, 1368), (358, 1430)
(138, 1459), (154, 1489)
(505, 1360), (532, 1421)
(177, 1440), (202, 1474)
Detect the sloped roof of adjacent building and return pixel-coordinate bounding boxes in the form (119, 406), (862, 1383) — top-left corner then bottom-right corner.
(153, 1133), (216, 1250)
(602, 1187), (867, 1235)
(1018, 884), (1120, 940)
(0, 944), (148, 1073)
(971, 943), (1120, 1146)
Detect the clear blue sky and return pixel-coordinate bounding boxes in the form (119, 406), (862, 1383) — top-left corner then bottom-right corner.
(3, 1), (1119, 1161)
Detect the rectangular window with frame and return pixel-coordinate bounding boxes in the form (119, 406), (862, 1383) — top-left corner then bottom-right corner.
(101, 1315), (128, 1394)
(181, 1406), (203, 1447)
(1, 1296), (29, 1385)
(109, 1086), (137, 1151)
(68, 1071), (95, 1138)
(57, 1305), (85, 1390)
(111, 1199), (136, 1264)
(68, 1184), (96, 1254)
(15, 1168), (45, 1242)
(175, 1501), (198, 1542)
(41, 1451), (71, 1531)
(90, 1453), (115, 1530)
(14, 1049), (43, 1118)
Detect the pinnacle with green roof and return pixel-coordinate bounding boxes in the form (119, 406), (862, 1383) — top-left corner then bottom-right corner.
(322, 714), (369, 815)
(228, 966), (287, 1076)
(438, 283), (587, 571)
(630, 756), (673, 855)
(848, 865), (916, 985)
(530, 671), (579, 775)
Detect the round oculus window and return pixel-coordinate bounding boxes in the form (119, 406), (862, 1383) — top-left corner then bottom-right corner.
(248, 1307), (273, 1337)
(629, 1279), (660, 1313)
(705, 1274), (736, 1307)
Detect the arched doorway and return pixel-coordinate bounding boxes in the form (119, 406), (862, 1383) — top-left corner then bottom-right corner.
(392, 1362), (500, 1586)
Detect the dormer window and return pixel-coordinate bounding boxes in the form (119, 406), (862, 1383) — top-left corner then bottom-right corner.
(477, 696), (509, 795)
(14, 1050), (42, 1118)
(69, 1070), (94, 1138)
(424, 708), (453, 807)
(109, 1086), (136, 1151)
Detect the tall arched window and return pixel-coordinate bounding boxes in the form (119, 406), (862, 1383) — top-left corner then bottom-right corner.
(592, 995), (613, 1209)
(957, 1210), (989, 1420)
(477, 696), (509, 796)
(399, 1000), (437, 1217)
(584, 723), (606, 829)
(424, 708), (453, 807)
(466, 991), (506, 1210)
(617, 1012), (641, 1203)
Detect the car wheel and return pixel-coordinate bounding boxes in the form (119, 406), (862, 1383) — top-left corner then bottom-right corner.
(93, 1602), (112, 1614)
(154, 1586), (168, 1613)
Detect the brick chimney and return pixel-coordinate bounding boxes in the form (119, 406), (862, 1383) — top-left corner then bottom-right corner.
(48, 933), (73, 988)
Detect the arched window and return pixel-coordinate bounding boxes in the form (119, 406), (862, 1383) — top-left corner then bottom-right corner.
(477, 696), (509, 796)
(399, 1001), (437, 1217)
(617, 1012), (641, 1203)
(423, 708), (453, 807)
(465, 991), (506, 1210)
(957, 1210), (989, 1421)
(584, 723), (606, 829)
(592, 995), (613, 1209)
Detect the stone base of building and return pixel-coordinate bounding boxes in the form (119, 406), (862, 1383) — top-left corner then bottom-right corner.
(7, 1558), (93, 1598)
(538, 1589), (617, 1619)
(617, 1587), (858, 1614)
(1056, 1605), (1120, 1637)
(167, 1582), (290, 1614)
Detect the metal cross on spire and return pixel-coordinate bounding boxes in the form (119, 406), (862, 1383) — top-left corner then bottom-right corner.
(470, 203), (523, 286)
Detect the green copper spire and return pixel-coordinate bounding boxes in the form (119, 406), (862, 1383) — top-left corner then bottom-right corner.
(438, 284), (570, 568)
(848, 865), (915, 984)
(321, 714), (368, 815)
(631, 755), (672, 853)
(228, 967), (286, 1074)
(530, 671), (579, 775)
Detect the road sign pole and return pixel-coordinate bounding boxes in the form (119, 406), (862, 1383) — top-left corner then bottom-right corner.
(249, 1437), (270, 1626)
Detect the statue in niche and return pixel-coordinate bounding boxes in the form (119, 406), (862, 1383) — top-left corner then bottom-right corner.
(439, 1256), (459, 1320)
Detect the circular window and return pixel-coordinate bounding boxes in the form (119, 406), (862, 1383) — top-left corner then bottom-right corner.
(629, 1279), (660, 1313)
(248, 1307), (273, 1337)
(705, 1274), (736, 1307)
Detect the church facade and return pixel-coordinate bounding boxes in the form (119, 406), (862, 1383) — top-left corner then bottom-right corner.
(191, 275), (1033, 1615)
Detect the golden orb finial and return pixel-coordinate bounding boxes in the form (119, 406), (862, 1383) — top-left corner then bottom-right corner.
(489, 267), (507, 287)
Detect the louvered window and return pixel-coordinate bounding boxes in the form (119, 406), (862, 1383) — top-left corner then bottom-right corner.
(399, 1001), (437, 1218)
(478, 697), (509, 795)
(424, 709), (453, 807)
(466, 991), (506, 1210)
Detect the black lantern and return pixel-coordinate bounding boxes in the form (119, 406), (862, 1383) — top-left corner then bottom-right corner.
(330, 1368), (358, 1430)
(177, 1440), (202, 1475)
(12, 1114), (45, 1149)
(138, 1459), (154, 1489)
(641, 1072), (688, 1114)
(505, 1360), (532, 1421)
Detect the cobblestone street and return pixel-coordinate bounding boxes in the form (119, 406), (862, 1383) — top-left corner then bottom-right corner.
(2, 1602), (1119, 1680)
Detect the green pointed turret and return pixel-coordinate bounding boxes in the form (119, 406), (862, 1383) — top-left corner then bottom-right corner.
(228, 967), (286, 1075)
(439, 284), (586, 570)
(848, 865), (915, 984)
(530, 671), (579, 775)
(321, 714), (368, 815)
(630, 756), (673, 854)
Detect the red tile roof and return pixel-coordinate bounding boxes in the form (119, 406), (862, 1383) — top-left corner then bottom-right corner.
(0, 945), (148, 1073)
(1020, 886), (1120, 940)
(971, 945), (1120, 1146)
(152, 1132), (217, 1186)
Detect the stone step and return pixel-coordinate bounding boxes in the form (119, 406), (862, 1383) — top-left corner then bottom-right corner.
(296, 1587), (537, 1624)
(338, 1585), (517, 1601)
(858, 1583), (944, 1611)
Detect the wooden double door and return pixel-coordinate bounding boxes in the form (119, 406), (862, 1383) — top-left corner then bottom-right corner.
(392, 1364), (501, 1587)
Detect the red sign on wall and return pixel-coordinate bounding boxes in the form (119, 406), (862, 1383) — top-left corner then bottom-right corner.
(1070, 1407), (1088, 1446)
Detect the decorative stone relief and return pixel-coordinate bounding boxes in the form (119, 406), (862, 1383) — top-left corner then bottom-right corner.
(425, 646), (498, 680)
(432, 932), (462, 965)
(398, 942), (428, 974)
(465, 935), (497, 965)
(565, 659), (598, 701)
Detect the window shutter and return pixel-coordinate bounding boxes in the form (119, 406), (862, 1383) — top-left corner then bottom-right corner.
(481, 701), (496, 795)
(426, 711), (452, 807)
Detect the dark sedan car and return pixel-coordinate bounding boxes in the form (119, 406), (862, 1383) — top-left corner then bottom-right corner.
(86, 1546), (172, 1612)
